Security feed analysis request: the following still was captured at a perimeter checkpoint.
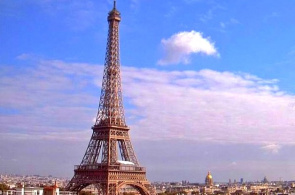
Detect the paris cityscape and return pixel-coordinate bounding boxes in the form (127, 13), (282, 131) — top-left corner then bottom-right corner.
(1, 173), (295, 194)
(1, 0), (295, 195)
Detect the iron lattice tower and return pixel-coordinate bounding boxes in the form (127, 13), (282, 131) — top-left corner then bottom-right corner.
(66, 1), (154, 195)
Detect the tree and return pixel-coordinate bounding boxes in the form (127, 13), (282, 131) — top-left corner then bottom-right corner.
(0, 183), (9, 195)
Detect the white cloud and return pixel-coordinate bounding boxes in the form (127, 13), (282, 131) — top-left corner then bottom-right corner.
(1, 58), (295, 146)
(230, 161), (237, 166)
(261, 144), (281, 154)
(158, 31), (219, 65)
(219, 18), (240, 32)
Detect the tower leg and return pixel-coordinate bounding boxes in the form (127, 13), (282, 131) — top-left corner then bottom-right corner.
(108, 183), (117, 195)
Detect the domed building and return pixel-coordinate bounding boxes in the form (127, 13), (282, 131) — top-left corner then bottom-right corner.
(205, 171), (214, 186)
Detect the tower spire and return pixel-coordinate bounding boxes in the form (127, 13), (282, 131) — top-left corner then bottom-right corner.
(114, 0), (116, 9)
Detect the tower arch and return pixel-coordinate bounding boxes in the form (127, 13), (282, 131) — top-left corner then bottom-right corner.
(117, 182), (151, 195)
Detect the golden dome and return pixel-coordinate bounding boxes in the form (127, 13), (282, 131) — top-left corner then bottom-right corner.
(206, 171), (213, 179)
(205, 171), (214, 186)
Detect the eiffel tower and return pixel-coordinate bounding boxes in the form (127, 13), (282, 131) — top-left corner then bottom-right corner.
(66, 1), (154, 195)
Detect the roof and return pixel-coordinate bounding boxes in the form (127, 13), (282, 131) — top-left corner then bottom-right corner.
(117, 160), (135, 165)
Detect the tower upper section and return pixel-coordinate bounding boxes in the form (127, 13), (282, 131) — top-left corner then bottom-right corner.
(108, 1), (121, 22)
(95, 1), (126, 127)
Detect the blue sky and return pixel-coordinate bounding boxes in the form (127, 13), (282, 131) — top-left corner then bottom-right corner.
(1, 0), (295, 182)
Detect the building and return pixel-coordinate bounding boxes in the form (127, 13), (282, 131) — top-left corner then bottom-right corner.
(43, 182), (59, 195)
(205, 172), (214, 186)
(13, 183), (59, 195)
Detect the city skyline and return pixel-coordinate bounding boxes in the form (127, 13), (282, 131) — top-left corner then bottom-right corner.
(1, 0), (295, 182)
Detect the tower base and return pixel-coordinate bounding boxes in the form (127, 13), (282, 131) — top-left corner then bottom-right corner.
(66, 164), (155, 195)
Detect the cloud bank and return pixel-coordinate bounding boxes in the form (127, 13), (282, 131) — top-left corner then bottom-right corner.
(261, 144), (281, 154)
(158, 31), (219, 65)
(1, 58), (295, 147)
(123, 68), (295, 146)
